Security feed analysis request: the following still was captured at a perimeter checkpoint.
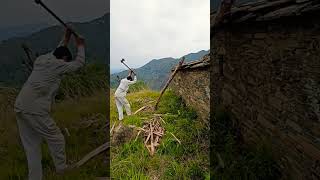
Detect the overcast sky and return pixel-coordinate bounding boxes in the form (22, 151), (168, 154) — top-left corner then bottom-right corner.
(0, 0), (109, 28)
(110, 0), (210, 70)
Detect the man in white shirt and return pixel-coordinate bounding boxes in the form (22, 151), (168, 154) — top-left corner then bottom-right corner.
(14, 28), (85, 180)
(114, 70), (137, 120)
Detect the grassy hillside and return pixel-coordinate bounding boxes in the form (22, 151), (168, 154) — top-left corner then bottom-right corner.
(0, 14), (109, 86)
(110, 50), (209, 90)
(0, 64), (109, 179)
(110, 88), (210, 179)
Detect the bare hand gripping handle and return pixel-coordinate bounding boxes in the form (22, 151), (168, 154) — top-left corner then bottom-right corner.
(121, 59), (137, 75)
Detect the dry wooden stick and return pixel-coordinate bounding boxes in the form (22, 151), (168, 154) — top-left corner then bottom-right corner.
(128, 125), (146, 132)
(154, 57), (185, 110)
(64, 128), (71, 137)
(150, 122), (155, 155)
(21, 44), (35, 73)
(135, 131), (142, 141)
(144, 133), (151, 144)
(169, 132), (181, 144)
(134, 106), (147, 115)
(110, 123), (116, 134)
(74, 142), (110, 168)
(158, 116), (166, 124)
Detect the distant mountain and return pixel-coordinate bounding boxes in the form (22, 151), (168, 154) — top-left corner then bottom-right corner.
(0, 14), (109, 86)
(110, 50), (209, 90)
(111, 68), (126, 74)
(0, 23), (50, 41)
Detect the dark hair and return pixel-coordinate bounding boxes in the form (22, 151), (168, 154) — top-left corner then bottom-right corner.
(53, 46), (72, 61)
(127, 76), (133, 81)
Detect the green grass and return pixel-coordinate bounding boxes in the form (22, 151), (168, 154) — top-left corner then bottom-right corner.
(110, 89), (210, 179)
(0, 90), (109, 179)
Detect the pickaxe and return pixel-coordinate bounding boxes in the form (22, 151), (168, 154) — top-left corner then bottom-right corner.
(121, 59), (136, 75)
(34, 0), (79, 37)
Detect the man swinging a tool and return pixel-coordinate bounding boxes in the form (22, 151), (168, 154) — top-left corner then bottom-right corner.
(14, 27), (85, 180)
(115, 59), (137, 120)
(15, 27), (85, 180)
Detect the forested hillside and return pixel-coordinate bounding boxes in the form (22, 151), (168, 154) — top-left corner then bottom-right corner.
(0, 14), (109, 86)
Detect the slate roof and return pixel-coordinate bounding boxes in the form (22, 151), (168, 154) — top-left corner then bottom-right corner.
(177, 55), (210, 70)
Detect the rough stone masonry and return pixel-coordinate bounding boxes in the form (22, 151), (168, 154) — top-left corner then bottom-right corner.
(170, 54), (210, 123)
(212, 0), (320, 179)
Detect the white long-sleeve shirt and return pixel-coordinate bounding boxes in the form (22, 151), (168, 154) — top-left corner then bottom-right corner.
(114, 76), (137, 97)
(14, 46), (85, 115)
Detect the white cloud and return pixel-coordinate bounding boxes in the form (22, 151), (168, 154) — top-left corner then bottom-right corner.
(110, 0), (210, 70)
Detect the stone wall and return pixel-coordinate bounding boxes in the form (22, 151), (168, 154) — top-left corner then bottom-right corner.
(212, 14), (320, 179)
(170, 56), (210, 122)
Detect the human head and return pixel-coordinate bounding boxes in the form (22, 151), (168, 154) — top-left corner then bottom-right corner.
(127, 76), (133, 81)
(53, 46), (72, 61)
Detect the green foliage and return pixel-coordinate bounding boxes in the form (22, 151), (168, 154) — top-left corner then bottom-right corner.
(111, 89), (209, 179)
(211, 107), (281, 180)
(56, 63), (108, 100)
(128, 81), (148, 93)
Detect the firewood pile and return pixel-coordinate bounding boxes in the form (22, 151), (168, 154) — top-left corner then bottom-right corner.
(139, 116), (165, 156)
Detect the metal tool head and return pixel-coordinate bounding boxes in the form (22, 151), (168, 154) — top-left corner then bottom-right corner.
(35, 0), (41, 4)
(121, 59), (125, 63)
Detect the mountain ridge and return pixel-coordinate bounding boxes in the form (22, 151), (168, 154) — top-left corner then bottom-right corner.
(0, 13), (110, 86)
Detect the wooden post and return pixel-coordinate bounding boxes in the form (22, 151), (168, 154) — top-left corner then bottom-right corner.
(21, 44), (35, 73)
(214, 0), (235, 26)
(154, 57), (185, 110)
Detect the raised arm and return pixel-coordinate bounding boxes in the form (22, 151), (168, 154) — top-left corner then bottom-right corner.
(127, 74), (137, 85)
(57, 28), (72, 47)
(55, 36), (86, 74)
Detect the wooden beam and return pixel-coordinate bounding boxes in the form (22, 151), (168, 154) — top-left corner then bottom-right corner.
(214, 0), (236, 26)
(154, 57), (185, 110)
(74, 142), (110, 168)
(21, 44), (35, 73)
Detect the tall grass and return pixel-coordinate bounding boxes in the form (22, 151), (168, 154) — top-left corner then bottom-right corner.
(57, 63), (108, 100)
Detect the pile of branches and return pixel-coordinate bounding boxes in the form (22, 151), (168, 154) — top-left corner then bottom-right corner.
(139, 116), (165, 156)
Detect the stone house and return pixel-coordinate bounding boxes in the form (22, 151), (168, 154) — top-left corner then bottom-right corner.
(170, 54), (210, 122)
(212, 0), (320, 179)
